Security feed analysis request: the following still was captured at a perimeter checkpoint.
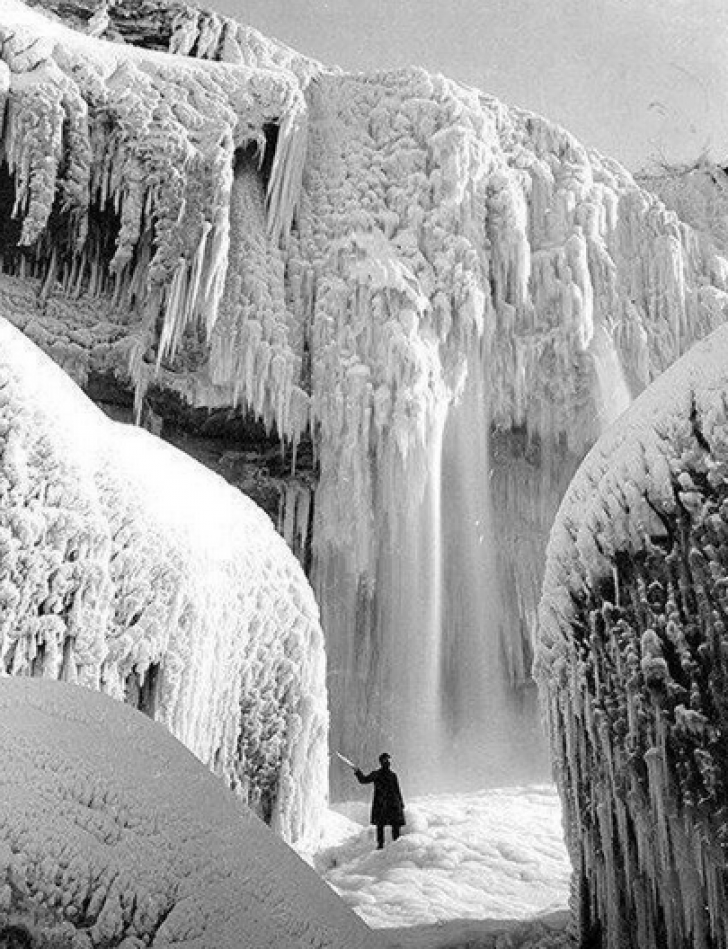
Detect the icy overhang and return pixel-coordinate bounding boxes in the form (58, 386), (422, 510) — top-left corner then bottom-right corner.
(0, 0), (308, 369)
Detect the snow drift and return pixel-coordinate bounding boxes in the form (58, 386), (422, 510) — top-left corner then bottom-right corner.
(0, 316), (327, 846)
(536, 324), (728, 949)
(0, 676), (375, 949)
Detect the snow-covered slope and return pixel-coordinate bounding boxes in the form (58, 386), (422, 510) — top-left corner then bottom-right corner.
(3, 0), (728, 789)
(536, 324), (728, 949)
(0, 316), (327, 845)
(0, 676), (375, 949)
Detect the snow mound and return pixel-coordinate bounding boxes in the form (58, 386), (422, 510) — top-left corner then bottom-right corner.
(0, 677), (375, 949)
(0, 317), (327, 845)
(316, 787), (570, 931)
(537, 324), (728, 949)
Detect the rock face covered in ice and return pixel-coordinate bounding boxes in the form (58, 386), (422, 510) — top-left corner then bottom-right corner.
(639, 160), (728, 260)
(3, 0), (728, 788)
(536, 325), (728, 949)
(0, 317), (327, 846)
(0, 677), (375, 949)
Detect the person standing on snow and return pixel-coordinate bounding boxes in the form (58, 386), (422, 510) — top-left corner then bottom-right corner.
(354, 752), (406, 849)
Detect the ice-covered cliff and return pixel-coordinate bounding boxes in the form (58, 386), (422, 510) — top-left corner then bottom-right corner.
(2, 0), (728, 790)
(0, 676), (375, 949)
(536, 325), (728, 949)
(0, 316), (327, 846)
(638, 158), (728, 259)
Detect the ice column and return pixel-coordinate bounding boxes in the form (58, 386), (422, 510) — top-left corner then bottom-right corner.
(379, 401), (448, 788)
(440, 352), (551, 787)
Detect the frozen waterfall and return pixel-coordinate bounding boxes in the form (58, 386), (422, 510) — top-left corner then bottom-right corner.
(2, 0), (728, 804)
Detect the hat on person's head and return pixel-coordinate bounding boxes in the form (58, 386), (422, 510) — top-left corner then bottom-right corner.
(379, 752), (391, 764)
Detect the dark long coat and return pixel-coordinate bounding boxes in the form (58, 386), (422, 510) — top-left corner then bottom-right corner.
(355, 766), (406, 827)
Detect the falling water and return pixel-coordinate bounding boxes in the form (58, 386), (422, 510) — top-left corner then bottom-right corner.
(378, 402), (449, 791)
(590, 322), (632, 428)
(328, 335), (633, 796)
(371, 326), (632, 792)
(438, 353), (551, 789)
(371, 353), (552, 795)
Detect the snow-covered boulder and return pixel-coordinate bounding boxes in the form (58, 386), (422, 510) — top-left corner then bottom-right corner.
(0, 676), (375, 949)
(0, 317), (327, 846)
(536, 325), (728, 949)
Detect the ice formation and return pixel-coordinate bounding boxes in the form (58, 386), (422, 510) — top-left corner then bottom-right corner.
(0, 676), (376, 949)
(639, 159), (728, 259)
(0, 316), (327, 846)
(536, 325), (728, 949)
(2, 0), (728, 791)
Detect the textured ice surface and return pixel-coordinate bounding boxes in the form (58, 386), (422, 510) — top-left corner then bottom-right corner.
(537, 324), (728, 949)
(0, 676), (375, 949)
(0, 317), (327, 845)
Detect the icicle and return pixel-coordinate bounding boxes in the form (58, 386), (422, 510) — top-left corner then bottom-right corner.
(169, 8), (201, 56)
(194, 13), (224, 60)
(0, 60), (10, 140)
(266, 92), (309, 248)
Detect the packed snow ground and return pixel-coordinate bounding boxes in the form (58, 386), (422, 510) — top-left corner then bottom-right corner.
(306, 785), (572, 949)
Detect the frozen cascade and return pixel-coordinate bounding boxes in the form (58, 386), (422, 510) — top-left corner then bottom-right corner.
(4, 1), (728, 804)
(440, 352), (551, 786)
(589, 322), (632, 429)
(378, 400), (448, 789)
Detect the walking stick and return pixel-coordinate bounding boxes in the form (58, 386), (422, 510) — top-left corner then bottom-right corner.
(335, 751), (358, 770)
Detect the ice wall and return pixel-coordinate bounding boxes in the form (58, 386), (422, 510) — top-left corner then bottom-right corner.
(2, 0), (728, 794)
(639, 159), (728, 259)
(300, 77), (728, 788)
(0, 316), (327, 846)
(536, 325), (728, 949)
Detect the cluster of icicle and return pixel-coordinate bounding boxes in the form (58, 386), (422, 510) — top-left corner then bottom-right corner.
(0, 316), (328, 847)
(0, 0), (309, 422)
(4, 0), (728, 772)
(293, 71), (728, 767)
(536, 325), (728, 949)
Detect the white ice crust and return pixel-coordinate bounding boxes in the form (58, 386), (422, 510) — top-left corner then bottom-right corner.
(0, 316), (327, 846)
(537, 324), (728, 949)
(0, 676), (375, 949)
